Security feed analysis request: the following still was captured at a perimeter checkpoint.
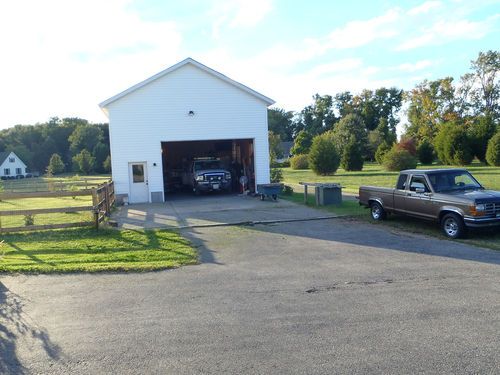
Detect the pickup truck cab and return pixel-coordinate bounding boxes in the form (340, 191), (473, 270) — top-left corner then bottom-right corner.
(359, 169), (500, 238)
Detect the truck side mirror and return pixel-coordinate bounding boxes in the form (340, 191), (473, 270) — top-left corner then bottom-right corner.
(415, 187), (426, 194)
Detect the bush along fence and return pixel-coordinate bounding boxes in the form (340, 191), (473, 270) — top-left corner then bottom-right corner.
(0, 181), (115, 233)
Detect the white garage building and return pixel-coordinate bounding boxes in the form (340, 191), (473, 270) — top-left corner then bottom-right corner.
(100, 58), (275, 203)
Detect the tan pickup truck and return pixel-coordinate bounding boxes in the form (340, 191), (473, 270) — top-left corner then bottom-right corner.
(358, 169), (500, 238)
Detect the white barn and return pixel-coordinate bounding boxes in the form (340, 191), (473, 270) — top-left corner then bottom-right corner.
(0, 151), (28, 178)
(99, 58), (275, 203)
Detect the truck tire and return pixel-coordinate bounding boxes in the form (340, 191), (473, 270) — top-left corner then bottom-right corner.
(370, 202), (386, 221)
(441, 213), (467, 239)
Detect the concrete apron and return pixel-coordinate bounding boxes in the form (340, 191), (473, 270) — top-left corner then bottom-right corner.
(111, 194), (341, 230)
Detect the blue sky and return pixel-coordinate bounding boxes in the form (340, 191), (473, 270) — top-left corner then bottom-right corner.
(0, 0), (498, 130)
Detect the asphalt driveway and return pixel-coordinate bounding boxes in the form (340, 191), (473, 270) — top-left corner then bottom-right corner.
(1, 203), (500, 374)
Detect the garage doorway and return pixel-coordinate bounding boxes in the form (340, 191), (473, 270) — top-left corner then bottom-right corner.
(161, 139), (254, 198)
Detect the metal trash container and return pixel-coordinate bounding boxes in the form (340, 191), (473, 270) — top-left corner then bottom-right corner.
(315, 184), (342, 206)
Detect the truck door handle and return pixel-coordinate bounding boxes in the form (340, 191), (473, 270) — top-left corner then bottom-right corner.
(406, 193), (412, 196)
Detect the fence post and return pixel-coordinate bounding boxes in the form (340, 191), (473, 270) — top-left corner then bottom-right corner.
(104, 183), (110, 216)
(91, 187), (99, 230)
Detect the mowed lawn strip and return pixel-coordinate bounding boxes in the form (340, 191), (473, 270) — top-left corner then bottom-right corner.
(0, 227), (198, 273)
(281, 163), (500, 251)
(282, 162), (500, 194)
(0, 196), (94, 228)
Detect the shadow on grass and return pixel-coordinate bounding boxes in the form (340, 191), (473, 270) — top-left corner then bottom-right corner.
(0, 282), (61, 373)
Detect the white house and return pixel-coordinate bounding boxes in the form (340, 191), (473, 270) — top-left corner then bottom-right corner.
(0, 151), (28, 178)
(99, 58), (275, 203)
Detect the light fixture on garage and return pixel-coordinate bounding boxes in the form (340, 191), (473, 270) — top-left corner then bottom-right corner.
(188, 110), (195, 116)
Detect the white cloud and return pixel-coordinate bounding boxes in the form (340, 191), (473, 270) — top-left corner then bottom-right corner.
(324, 8), (401, 49)
(397, 14), (499, 50)
(210, 0), (273, 39)
(397, 60), (435, 72)
(407, 1), (442, 16)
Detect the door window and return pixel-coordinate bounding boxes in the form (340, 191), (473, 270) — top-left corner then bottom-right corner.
(409, 175), (430, 192)
(132, 164), (145, 183)
(396, 174), (408, 190)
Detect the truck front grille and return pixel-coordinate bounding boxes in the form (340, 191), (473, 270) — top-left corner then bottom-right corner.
(205, 174), (223, 182)
(484, 202), (500, 216)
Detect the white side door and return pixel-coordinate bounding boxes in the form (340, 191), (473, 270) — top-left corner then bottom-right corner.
(128, 162), (149, 203)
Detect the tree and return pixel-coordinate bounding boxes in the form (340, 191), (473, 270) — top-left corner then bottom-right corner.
(92, 142), (110, 173)
(405, 77), (458, 141)
(103, 155), (112, 173)
(383, 147), (417, 171)
(308, 134), (340, 175)
(375, 141), (392, 165)
(69, 123), (103, 156)
(268, 108), (295, 141)
(295, 94), (336, 135)
(434, 122), (473, 165)
(417, 139), (435, 164)
(470, 50), (500, 118)
(467, 115), (497, 162)
(396, 137), (417, 156)
(268, 131), (283, 162)
(47, 153), (65, 175)
(340, 138), (364, 171)
(331, 114), (367, 171)
(486, 131), (500, 166)
(291, 130), (313, 155)
(72, 149), (95, 174)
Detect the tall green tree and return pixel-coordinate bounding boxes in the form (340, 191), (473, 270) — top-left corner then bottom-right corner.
(72, 149), (95, 174)
(331, 114), (367, 171)
(268, 108), (295, 141)
(295, 94), (336, 135)
(291, 130), (313, 155)
(69, 123), (103, 156)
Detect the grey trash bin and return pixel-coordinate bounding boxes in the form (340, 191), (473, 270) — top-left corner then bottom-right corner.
(315, 184), (342, 206)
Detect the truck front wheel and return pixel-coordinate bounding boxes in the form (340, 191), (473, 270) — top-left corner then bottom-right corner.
(370, 202), (386, 221)
(441, 213), (466, 239)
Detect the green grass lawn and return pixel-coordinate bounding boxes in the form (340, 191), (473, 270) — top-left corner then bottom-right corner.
(283, 162), (500, 194)
(0, 227), (198, 273)
(0, 196), (94, 228)
(281, 162), (500, 251)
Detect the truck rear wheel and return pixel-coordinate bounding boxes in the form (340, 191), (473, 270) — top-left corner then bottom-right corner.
(441, 213), (466, 239)
(370, 202), (386, 221)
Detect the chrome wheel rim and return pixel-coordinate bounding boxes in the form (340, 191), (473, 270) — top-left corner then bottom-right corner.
(444, 218), (458, 237)
(372, 205), (381, 219)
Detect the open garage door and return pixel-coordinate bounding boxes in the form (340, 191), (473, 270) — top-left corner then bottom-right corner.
(161, 139), (254, 198)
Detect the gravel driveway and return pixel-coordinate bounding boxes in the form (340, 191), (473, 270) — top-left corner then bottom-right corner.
(1, 210), (499, 374)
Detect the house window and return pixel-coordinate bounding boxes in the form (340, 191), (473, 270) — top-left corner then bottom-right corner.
(16, 168), (22, 175)
(9, 157), (15, 162)
(4, 168), (10, 175)
(25, 167), (28, 173)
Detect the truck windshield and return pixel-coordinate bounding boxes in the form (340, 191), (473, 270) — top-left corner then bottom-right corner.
(194, 160), (223, 171)
(427, 171), (482, 192)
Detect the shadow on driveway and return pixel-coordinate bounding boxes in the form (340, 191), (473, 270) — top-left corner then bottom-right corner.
(0, 282), (62, 374)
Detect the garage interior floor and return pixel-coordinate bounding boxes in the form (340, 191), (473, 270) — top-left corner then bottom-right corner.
(112, 194), (339, 230)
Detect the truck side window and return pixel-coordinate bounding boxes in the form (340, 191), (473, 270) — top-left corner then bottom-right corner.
(410, 176), (430, 192)
(396, 174), (408, 190)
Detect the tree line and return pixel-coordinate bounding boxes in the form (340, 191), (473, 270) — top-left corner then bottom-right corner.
(269, 50), (500, 174)
(0, 117), (110, 175)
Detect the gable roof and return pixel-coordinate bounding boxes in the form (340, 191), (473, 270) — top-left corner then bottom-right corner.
(0, 151), (25, 166)
(99, 57), (275, 111)
(0, 151), (10, 165)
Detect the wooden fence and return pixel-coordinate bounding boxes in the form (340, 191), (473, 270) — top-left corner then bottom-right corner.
(0, 181), (115, 233)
